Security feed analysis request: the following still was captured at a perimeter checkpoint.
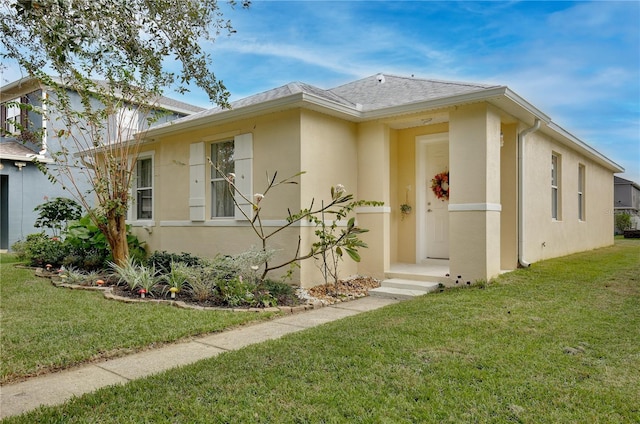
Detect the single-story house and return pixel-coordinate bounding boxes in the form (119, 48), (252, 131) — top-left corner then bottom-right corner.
(129, 74), (623, 287)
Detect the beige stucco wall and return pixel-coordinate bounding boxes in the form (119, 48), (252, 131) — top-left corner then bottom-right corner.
(500, 123), (518, 270)
(522, 129), (614, 262)
(449, 103), (502, 282)
(130, 99), (617, 288)
(297, 109), (361, 285)
(355, 122), (391, 279)
(132, 109), (308, 283)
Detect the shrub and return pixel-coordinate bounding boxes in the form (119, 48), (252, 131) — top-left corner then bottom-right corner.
(163, 261), (191, 294)
(64, 215), (146, 271)
(110, 258), (143, 291)
(260, 279), (299, 306)
(147, 251), (203, 273)
(11, 233), (68, 267)
(61, 267), (105, 286)
(185, 267), (216, 302)
(615, 212), (632, 233)
(215, 275), (256, 307)
(10, 239), (28, 262)
(135, 264), (161, 297)
(33, 197), (83, 237)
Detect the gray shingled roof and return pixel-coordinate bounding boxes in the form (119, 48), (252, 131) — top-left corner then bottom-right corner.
(329, 74), (499, 111)
(155, 95), (206, 114)
(0, 141), (38, 158)
(155, 74), (497, 129)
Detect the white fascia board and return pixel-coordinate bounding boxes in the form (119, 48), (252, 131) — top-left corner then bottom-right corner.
(0, 77), (43, 102)
(500, 88), (552, 124)
(544, 121), (624, 173)
(360, 86), (512, 120)
(144, 92), (362, 139)
(0, 153), (54, 163)
(141, 83), (623, 174)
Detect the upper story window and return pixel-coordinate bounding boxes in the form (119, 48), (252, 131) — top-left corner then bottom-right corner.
(551, 153), (561, 220)
(133, 153), (153, 220)
(210, 141), (235, 218)
(1, 97), (25, 136)
(115, 106), (139, 142)
(578, 164), (585, 221)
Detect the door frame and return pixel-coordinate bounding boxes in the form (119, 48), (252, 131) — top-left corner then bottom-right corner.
(416, 133), (449, 262)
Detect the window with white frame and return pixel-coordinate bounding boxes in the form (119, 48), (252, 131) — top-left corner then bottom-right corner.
(551, 153), (561, 220)
(578, 164), (585, 221)
(134, 155), (153, 220)
(210, 141), (235, 218)
(2, 97), (23, 135)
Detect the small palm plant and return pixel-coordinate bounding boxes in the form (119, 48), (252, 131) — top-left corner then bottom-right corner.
(110, 258), (142, 291)
(110, 259), (161, 297)
(165, 261), (191, 299)
(135, 263), (161, 298)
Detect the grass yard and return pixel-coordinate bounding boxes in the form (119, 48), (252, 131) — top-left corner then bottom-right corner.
(3, 240), (639, 423)
(0, 255), (279, 384)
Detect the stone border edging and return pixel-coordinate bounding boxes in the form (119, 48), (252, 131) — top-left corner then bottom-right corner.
(36, 268), (326, 314)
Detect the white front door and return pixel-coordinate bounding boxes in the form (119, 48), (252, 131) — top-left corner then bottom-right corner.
(422, 140), (449, 259)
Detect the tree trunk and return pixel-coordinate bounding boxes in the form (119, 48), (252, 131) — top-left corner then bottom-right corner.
(106, 213), (129, 266)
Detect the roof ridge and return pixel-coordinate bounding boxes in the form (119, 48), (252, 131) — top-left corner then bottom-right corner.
(329, 73), (499, 91)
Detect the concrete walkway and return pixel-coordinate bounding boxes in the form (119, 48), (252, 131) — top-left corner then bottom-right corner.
(0, 296), (398, 419)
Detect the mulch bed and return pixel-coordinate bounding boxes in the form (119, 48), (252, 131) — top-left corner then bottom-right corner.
(302, 276), (381, 305)
(39, 267), (381, 310)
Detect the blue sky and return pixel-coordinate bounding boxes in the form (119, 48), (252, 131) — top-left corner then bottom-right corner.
(3, 1), (639, 182)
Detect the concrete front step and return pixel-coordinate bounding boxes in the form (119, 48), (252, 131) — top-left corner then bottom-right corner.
(369, 279), (440, 300)
(384, 271), (450, 284)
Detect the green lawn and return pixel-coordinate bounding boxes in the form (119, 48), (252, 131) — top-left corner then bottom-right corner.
(0, 255), (279, 384)
(3, 240), (639, 423)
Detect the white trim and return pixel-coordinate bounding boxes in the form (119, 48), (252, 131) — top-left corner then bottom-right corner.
(189, 142), (206, 221)
(128, 151), (155, 222)
(128, 220), (155, 227)
(233, 133), (253, 220)
(0, 154), (54, 163)
(159, 219), (351, 227)
(355, 206), (391, 214)
(448, 203), (502, 212)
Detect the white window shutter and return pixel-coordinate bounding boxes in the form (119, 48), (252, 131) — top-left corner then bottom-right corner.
(189, 142), (206, 221)
(234, 133), (253, 220)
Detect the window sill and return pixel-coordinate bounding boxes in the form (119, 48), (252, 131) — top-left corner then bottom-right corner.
(127, 220), (155, 227)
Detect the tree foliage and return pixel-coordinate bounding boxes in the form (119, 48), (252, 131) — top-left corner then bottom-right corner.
(1, 0), (249, 265)
(615, 212), (632, 233)
(33, 196), (82, 236)
(2, 0), (249, 106)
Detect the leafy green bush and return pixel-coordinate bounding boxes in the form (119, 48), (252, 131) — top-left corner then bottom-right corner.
(615, 212), (632, 233)
(147, 250), (203, 273)
(33, 197), (83, 237)
(260, 279), (299, 306)
(9, 239), (28, 262)
(62, 215), (146, 271)
(11, 233), (69, 267)
(215, 275), (256, 307)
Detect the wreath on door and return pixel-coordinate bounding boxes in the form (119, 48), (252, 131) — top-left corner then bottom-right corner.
(431, 171), (449, 201)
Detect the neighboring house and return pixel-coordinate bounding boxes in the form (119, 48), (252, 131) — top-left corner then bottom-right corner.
(0, 77), (204, 251)
(614, 176), (640, 231)
(119, 74), (622, 287)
